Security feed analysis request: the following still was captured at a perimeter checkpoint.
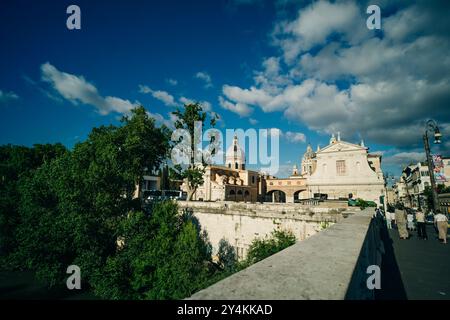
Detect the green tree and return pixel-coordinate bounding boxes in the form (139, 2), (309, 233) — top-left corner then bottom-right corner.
(0, 144), (66, 266)
(172, 103), (218, 200)
(117, 106), (171, 198)
(95, 201), (212, 300)
(216, 238), (237, 271)
(14, 106), (170, 287)
(182, 168), (205, 200)
(1, 105), (241, 299)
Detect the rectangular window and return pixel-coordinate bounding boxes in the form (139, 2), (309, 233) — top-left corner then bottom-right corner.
(336, 160), (346, 176)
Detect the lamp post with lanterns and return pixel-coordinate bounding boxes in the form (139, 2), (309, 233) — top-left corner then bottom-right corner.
(423, 119), (442, 211)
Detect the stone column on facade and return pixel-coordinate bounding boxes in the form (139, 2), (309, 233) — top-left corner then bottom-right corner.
(286, 195), (294, 203)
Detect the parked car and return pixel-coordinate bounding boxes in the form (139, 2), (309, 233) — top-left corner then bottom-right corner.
(143, 190), (187, 203)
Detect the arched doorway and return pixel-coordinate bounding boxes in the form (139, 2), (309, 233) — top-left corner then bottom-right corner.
(293, 190), (308, 202)
(267, 190), (286, 203)
(244, 190), (250, 202)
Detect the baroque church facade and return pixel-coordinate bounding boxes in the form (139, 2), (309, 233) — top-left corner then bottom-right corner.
(302, 133), (384, 203)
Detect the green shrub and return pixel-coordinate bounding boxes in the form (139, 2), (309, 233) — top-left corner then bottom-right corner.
(245, 229), (296, 265)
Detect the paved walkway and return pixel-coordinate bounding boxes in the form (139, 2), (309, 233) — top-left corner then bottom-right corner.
(377, 223), (450, 300)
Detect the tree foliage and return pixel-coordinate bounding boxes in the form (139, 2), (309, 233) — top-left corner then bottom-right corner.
(0, 105), (256, 299)
(8, 106), (170, 288)
(217, 238), (237, 272)
(245, 229), (296, 265)
(0, 143), (66, 265)
(171, 103), (218, 200)
(95, 201), (213, 299)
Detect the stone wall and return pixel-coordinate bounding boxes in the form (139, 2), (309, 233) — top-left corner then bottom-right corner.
(188, 207), (377, 300)
(178, 201), (351, 259)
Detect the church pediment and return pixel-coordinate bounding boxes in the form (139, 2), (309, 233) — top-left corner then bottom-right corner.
(318, 141), (366, 154)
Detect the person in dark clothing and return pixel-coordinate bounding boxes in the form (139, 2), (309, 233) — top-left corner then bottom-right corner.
(415, 209), (428, 240)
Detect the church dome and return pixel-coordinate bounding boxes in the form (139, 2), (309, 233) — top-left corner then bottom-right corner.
(226, 135), (245, 169)
(303, 143), (315, 159)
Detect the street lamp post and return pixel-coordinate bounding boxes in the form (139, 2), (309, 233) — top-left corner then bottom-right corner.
(390, 176), (395, 207)
(402, 175), (412, 208)
(423, 119), (442, 211)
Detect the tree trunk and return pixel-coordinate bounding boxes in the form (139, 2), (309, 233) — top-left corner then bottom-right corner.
(187, 185), (196, 201)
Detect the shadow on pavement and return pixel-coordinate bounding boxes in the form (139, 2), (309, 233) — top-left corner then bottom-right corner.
(375, 222), (407, 300)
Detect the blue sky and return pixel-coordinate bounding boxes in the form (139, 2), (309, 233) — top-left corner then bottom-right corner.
(1, 0), (450, 178)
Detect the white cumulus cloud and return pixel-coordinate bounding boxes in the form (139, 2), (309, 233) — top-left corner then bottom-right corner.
(41, 62), (135, 115)
(195, 71), (213, 88)
(219, 96), (253, 117)
(39, 63), (174, 128)
(285, 131), (306, 143)
(139, 85), (179, 107)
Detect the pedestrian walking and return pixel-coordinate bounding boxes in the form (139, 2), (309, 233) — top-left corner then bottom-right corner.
(407, 211), (415, 231)
(391, 209), (396, 229)
(434, 211), (448, 244)
(416, 209), (427, 240)
(395, 203), (409, 239)
(375, 207), (383, 219)
(386, 209), (392, 229)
